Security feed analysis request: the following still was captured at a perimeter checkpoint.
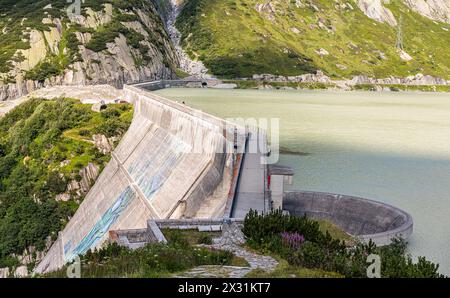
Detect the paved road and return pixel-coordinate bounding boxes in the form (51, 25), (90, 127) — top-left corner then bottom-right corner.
(232, 131), (268, 218)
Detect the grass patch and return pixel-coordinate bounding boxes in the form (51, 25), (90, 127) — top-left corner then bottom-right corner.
(316, 219), (354, 246)
(245, 259), (343, 278)
(175, 68), (191, 79)
(162, 229), (220, 246)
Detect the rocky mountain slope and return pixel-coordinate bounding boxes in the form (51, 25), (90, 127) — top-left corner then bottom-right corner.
(174, 0), (450, 80)
(0, 0), (179, 101)
(154, 0), (209, 77)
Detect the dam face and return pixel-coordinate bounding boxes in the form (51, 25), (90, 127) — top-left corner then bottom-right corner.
(35, 85), (243, 274)
(34, 82), (414, 274)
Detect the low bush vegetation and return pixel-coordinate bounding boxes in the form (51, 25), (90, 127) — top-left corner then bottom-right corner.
(243, 210), (445, 278)
(43, 242), (235, 278)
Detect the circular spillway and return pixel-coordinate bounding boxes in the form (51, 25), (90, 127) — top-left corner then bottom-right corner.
(283, 191), (413, 246)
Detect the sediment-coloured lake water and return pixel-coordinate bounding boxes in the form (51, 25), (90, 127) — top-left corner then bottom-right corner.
(155, 88), (450, 275)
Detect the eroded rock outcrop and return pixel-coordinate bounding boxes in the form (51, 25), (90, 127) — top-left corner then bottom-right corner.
(0, 237), (52, 278)
(251, 71), (448, 89)
(67, 163), (100, 195)
(255, 1), (278, 21)
(356, 0), (398, 26)
(349, 73), (448, 85)
(0, 268), (10, 278)
(93, 134), (113, 154)
(252, 71), (334, 84)
(404, 0), (450, 23)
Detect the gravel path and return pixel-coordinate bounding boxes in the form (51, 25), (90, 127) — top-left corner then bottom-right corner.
(174, 224), (278, 278)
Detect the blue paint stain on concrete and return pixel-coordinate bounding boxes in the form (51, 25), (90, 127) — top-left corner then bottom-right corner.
(64, 186), (136, 262)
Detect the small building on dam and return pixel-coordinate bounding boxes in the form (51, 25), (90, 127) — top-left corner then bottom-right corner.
(34, 81), (413, 274)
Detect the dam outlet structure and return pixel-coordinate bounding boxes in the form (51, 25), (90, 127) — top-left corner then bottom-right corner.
(283, 191), (413, 246)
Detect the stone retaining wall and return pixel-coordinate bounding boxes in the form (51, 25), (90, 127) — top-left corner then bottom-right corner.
(133, 79), (221, 91)
(109, 218), (245, 250)
(109, 228), (153, 250)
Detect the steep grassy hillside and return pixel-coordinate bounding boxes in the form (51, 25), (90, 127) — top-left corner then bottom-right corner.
(0, 98), (132, 270)
(176, 0), (450, 79)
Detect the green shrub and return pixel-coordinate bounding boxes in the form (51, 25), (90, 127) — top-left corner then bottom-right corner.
(46, 171), (67, 194)
(78, 129), (91, 137)
(85, 22), (124, 52)
(164, 230), (190, 248)
(74, 174), (83, 182)
(24, 61), (61, 83)
(242, 209), (339, 250)
(94, 118), (130, 138)
(100, 107), (121, 119)
(198, 234), (213, 245)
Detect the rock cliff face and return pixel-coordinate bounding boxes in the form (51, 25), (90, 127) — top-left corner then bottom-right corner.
(404, 0), (450, 23)
(357, 0), (450, 25)
(0, 1), (179, 101)
(356, 0), (398, 26)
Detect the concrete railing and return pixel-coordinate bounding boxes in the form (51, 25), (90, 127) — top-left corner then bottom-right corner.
(133, 79), (205, 91)
(153, 218), (244, 229)
(283, 191), (413, 246)
(223, 134), (249, 218)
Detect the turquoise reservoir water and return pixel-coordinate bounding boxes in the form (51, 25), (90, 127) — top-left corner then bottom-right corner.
(155, 88), (450, 275)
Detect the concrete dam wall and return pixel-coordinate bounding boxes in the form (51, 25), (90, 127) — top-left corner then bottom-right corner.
(284, 191), (413, 246)
(35, 85), (243, 274)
